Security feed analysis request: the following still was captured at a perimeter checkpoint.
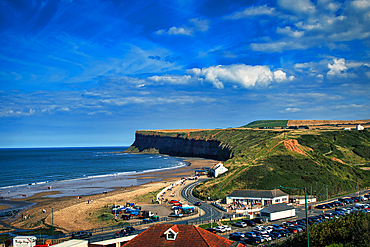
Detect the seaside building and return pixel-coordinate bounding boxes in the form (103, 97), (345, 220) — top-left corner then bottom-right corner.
(209, 162), (228, 178)
(259, 203), (296, 221)
(289, 195), (316, 204)
(356, 124), (365, 130)
(122, 224), (244, 246)
(226, 189), (289, 206)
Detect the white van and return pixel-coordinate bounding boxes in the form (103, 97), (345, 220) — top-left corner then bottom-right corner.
(13, 236), (37, 247)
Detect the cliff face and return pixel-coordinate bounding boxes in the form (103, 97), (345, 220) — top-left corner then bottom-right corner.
(127, 132), (232, 161)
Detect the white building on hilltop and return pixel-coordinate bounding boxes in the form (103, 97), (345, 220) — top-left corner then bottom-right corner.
(209, 162), (228, 178)
(356, 124), (364, 130)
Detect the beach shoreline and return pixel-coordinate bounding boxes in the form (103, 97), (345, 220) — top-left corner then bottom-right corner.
(0, 157), (218, 233)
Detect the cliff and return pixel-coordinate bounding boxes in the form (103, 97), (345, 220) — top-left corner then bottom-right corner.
(125, 130), (232, 161)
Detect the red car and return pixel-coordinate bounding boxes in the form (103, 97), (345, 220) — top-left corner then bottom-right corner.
(169, 200), (179, 204)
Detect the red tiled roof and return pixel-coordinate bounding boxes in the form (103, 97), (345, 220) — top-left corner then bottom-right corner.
(169, 225), (179, 233)
(122, 224), (245, 247)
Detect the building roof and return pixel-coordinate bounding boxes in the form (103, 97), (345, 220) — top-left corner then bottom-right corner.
(122, 224), (244, 247)
(227, 189), (287, 198)
(260, 203), (295, 213)
(52, 240), (88, 247)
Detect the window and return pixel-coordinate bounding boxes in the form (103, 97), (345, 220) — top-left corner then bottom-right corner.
(164, 228), (179, 241)
(166, 232), (175, 240)
(261, 212), (269, 217)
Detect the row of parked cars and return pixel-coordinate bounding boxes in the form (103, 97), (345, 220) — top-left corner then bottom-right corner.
(232, 197), (370, 245)
(228, 223), (297, 245)
(314, 195), (369, 209)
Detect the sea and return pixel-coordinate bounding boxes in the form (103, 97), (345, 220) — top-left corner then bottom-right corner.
(0, 147), (187, 199)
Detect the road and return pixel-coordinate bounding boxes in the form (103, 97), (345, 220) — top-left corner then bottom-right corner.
(178, 179), (224, 224)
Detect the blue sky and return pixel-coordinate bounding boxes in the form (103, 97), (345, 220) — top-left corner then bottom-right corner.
(1, 0), (369, 148)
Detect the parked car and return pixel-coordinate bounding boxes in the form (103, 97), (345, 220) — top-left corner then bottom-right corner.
(229, 234), (244, 241)
(119, 229), (127, 236)
(253, 217), (264, 224)
(169, 200), (179, 204)
(194, 202), (201, 206)
(315, 204), (326, 209)
(169, 212), (183, 217)
(206, 228), (217, 233)
(244, 232), (257, 238)
(229, 232), (245, 238)
(71, 231), (92, 239)
(243, 236), (263, 245)
(125, 226), (135, 233)
(261, 234), (273, 241)
(121, 214), (130, 220)
(214, 226), (226, 233)
(142, 218), (154, 224)
(232, 221), (247, 228)
(221, 225), (231, 231)
(242, 219), (256, 226)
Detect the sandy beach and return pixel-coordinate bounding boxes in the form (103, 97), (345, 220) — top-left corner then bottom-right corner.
(0, 158), (218, 233)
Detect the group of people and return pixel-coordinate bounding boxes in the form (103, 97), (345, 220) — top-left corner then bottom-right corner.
(228, 201), (247, 210)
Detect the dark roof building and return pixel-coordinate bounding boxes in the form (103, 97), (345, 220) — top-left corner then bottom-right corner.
(122, 224), (244, 247)
(226, 189), (289, 206)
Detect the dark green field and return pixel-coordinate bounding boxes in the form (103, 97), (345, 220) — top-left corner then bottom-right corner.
(241, 120), (289, 128)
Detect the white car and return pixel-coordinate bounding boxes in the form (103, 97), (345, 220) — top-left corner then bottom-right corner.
(215, 226), (226, 232)
(253, 226), (265, 231)
(233, 221), (247, 228)
(221, 225), (231, 231)
(262, 234), (272, 241)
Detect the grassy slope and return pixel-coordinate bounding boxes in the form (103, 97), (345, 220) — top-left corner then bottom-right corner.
(128, 128), (370, 200)
(241, 120), (288, 128)
(195, 129), (370, 200)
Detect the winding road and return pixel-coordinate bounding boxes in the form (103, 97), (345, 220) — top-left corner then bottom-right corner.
(175, 179), (224, 224)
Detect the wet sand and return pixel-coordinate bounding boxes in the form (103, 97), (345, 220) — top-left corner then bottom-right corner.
(0, 158), (218, 233)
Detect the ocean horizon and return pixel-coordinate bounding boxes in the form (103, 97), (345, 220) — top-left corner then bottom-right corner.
(0, 146), (187, 198)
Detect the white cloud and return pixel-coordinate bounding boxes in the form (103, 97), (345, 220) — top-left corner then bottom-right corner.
(273, 70), (295, 82)
(148, 75), (192, 85)
(154, 18), (209, 36)
(277, 26), (304, 38)
(189, 18), (209, 32)
(168, 26), (192, 36)
(332, 104), (364, 109)
(187, 64), (294, 89)
(250, 0), (370, 53)
(284, 107), (301, 112)
(155, 26), (192, 36)
(278, 0), (316, 14)
(327, 58), (347, 77)
(351, 0), (370, 9)
(250, 40), (307, 52)
(225, 5), (276, 19)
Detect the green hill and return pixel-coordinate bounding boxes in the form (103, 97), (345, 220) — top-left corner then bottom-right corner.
(242, 120), (288, 128)
(193, 128), (370, 201)
(126, 127), (370, 201)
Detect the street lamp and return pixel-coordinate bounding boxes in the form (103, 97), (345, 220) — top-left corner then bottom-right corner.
(278, 186), (309, 247)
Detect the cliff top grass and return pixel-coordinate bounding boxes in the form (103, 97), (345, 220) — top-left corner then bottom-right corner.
(241, 120), (288, 128)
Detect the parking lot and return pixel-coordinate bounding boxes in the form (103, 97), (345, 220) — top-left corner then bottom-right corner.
(205, 193), (370, 246)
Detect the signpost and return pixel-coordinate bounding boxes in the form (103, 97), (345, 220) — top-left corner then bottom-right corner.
(278, 185), (309, 247)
